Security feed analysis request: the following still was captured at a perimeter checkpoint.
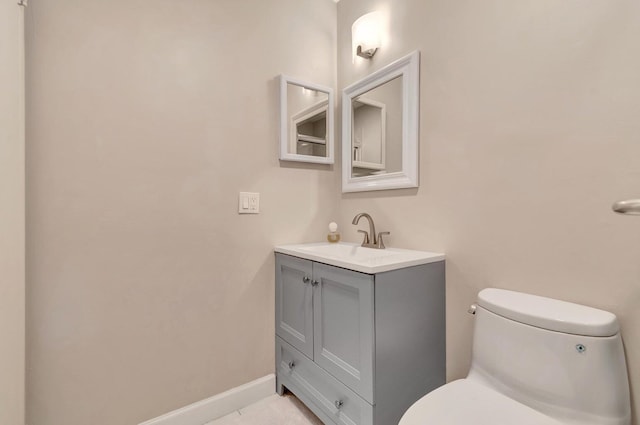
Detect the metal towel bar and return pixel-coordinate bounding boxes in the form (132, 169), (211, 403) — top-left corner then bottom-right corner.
(612, 199), (640, 215)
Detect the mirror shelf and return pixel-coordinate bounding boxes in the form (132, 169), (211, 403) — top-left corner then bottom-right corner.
(342, 51), (420, 192)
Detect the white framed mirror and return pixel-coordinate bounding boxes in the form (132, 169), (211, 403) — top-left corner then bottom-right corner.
(279, 75), (334, 164)
(342, 51), (420, 192)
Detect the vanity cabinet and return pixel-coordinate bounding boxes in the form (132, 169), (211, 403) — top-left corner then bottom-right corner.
(275, 252), (445, 425)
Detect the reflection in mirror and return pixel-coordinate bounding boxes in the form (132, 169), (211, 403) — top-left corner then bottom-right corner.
(279, 76), (334, 164)
(288, 84), (328, 157)
(352, 75), (403, 178)
(342, 51), (420, 192)
(352, 98), (386, 175)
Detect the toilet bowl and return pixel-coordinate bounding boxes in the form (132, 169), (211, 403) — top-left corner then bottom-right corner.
(399, 288), (631, 425)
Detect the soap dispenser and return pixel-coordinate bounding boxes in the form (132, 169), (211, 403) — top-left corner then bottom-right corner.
(327, 222), (341, 243)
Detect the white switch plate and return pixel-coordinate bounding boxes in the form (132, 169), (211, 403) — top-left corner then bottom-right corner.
(239, 192), (260, 214)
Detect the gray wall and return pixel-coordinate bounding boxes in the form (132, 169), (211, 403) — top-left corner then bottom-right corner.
(0, 2), (25, 424)
(24, 0), (640, 424)
(26, 1), (337, 424)
(337, 0), (640, 423)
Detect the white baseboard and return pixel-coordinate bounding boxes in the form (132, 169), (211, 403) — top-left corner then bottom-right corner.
(139, 374), (276, 425)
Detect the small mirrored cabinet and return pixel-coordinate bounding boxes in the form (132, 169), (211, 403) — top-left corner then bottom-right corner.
(279, 75), (334, 164)
(342, 51), (420, 192)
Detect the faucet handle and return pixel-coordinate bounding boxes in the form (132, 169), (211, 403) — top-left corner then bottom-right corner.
(357, 229), (370, 245)
(376, 231), (390, 249)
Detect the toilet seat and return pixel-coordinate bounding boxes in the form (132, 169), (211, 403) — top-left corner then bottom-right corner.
(399, 379), (564, 425)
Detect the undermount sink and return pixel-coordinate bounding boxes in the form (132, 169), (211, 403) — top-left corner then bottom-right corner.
(274, 242), (444, 274)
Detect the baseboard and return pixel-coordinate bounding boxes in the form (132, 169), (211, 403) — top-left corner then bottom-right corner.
(138, 374), (276, 425)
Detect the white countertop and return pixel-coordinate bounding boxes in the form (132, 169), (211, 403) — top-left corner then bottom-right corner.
(274, 242), (445, 274)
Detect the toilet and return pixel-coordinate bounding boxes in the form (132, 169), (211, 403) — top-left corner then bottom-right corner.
(399, 288), (631, 425)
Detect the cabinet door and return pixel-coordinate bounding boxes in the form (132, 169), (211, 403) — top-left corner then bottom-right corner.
(313, 263), (375, 403)
(276, 254), (314, 358)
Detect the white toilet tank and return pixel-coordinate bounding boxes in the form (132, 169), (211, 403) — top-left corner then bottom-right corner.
(467, 288), (631, 425)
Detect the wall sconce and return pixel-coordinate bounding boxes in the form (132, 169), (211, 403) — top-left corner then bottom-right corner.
(352, 12), (382, 60)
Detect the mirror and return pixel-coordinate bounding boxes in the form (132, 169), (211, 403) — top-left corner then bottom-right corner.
(279, 75), (334, 164)
(342, 51), (420, 192)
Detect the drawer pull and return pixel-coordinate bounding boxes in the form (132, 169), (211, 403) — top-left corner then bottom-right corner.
(287, 361), (295, 370)
(302, 276), (311, 284)
(311, 280), (319, 287)
(334, 400), (344, 410)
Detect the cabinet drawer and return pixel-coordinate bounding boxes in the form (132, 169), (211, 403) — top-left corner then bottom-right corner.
(277, 337), (373, 425)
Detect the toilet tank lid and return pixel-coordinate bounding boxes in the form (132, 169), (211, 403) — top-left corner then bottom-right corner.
(477, 288), (619, 337)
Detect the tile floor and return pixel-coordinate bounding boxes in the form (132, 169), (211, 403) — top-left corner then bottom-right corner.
(204, 392), (323, 425)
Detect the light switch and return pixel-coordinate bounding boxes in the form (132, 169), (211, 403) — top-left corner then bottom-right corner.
(239, 192), (260, 214)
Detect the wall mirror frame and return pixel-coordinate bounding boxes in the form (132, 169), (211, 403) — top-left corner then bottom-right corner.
(279, 75), (334, 164)
(342, 51), (420, 192)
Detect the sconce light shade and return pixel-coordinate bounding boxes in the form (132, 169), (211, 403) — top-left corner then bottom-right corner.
(352, 12), (382, 59)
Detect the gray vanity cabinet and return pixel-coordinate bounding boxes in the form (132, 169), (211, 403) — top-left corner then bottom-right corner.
(275, 253), (446, 425)
(276, 255), (374, 401)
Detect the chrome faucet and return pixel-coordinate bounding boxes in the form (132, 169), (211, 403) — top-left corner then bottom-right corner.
(351, 212), (390, 249)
